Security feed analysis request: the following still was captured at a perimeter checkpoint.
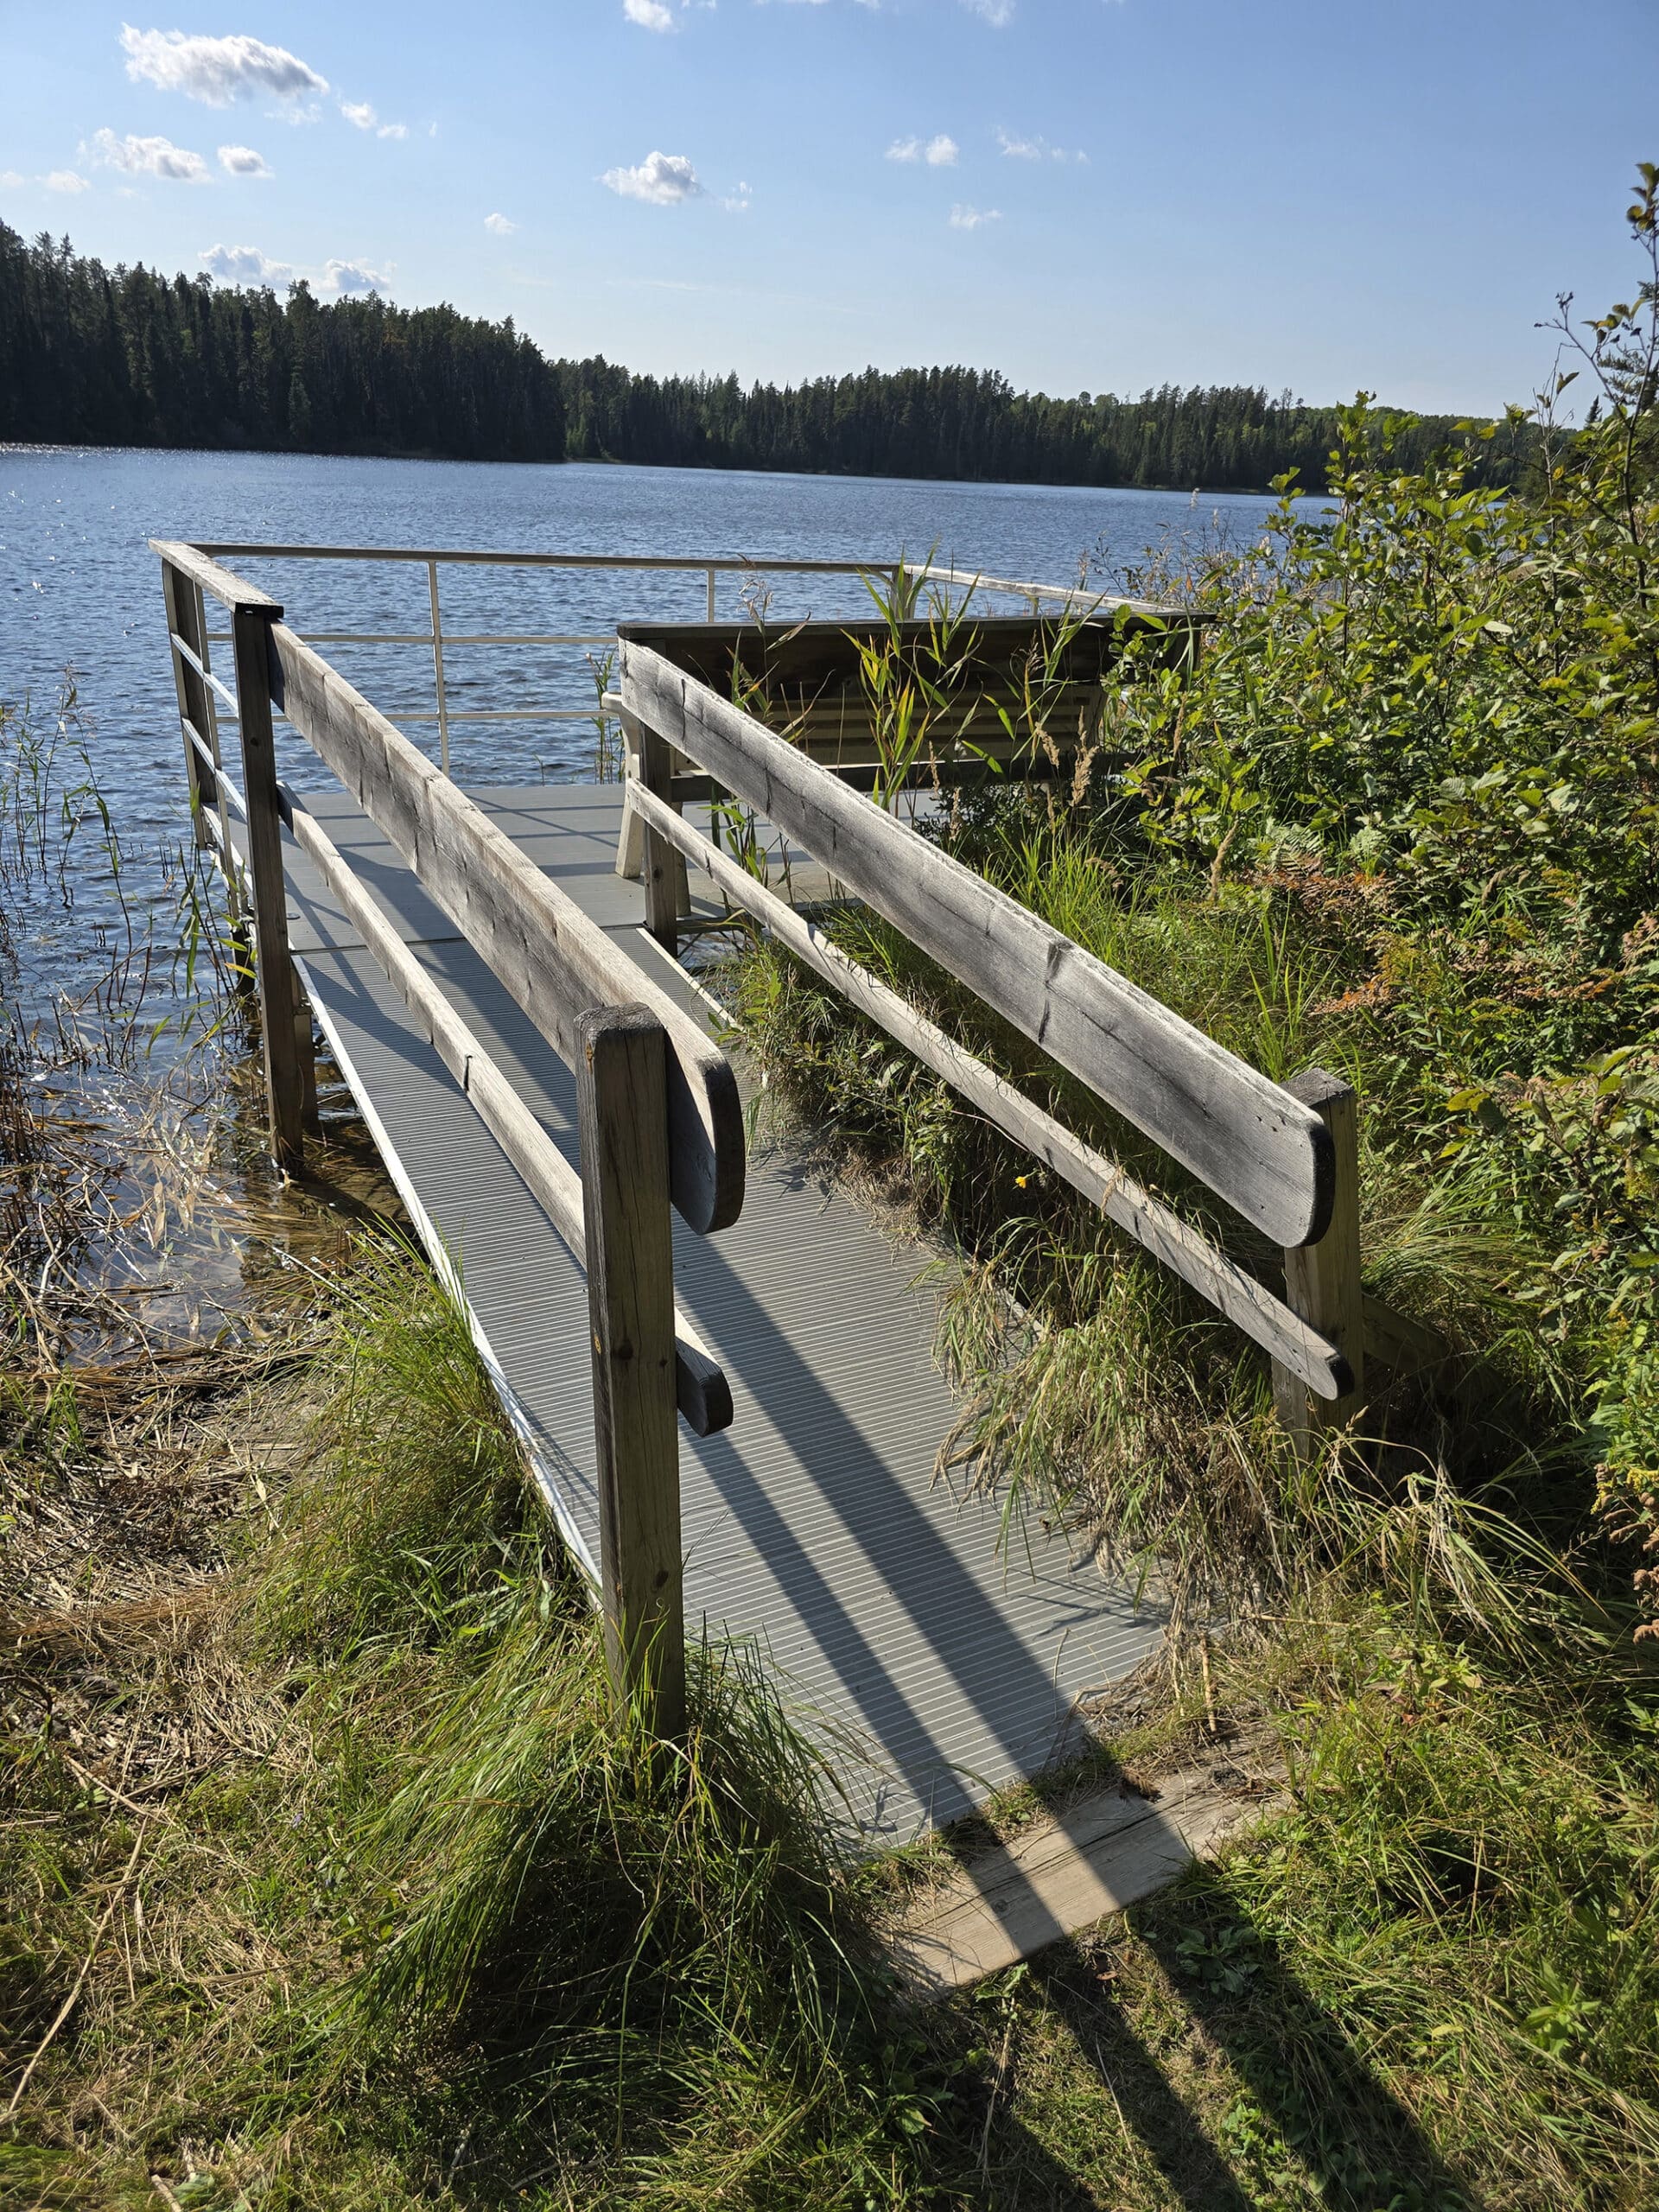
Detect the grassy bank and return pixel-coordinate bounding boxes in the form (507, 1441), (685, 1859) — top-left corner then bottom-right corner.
(6, 1233), (1658, 2209)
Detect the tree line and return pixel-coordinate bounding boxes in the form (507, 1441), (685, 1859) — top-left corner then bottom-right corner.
(0, 226), (563, 461)
(2, 222), (1526, 490)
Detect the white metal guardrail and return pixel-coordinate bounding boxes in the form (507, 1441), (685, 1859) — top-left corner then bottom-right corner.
(190, 543), (1151, 773)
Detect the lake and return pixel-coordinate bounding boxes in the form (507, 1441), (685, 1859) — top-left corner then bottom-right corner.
(1, 447), (1286, 1033)
(0, 448), (1288, 1343)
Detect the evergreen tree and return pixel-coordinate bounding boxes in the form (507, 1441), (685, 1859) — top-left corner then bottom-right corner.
(1, 219), (1529, 492)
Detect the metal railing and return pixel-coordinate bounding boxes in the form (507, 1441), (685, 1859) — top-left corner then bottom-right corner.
(190, 543), (1148, 773)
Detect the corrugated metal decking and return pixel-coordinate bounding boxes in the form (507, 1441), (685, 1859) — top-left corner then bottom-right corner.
(280, 783), (1166, 1840)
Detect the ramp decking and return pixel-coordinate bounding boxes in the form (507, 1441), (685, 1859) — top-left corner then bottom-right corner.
(269, 781), (1166, 1840)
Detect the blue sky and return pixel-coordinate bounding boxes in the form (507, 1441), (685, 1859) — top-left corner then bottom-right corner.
(3, 0), (1655, 412)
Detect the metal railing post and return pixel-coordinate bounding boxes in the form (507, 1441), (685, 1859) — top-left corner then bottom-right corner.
(193, 586), (247, 939)
(706, 564), (717, 622)
(161, 561), (218, 852)
(576, 1002), (686, 1739)
(428, 558), (451, 775)
(232, 606), (309, 1171)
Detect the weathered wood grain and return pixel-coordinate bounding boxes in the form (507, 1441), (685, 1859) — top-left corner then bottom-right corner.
(620, 639), (1332, 1249)
(888, 1767), (1281, 1998)
(231, 607), (307, 1170)
(577, 1005), (686, 1738)
(628, 781), (1351, 1397)
(149, 539), (282, 618)
(266, 620), (744, 1235)
(279, 790), (732, 1437)
(1272, 1069), (1365, 1451)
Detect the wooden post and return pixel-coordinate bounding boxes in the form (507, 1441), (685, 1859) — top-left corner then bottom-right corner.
(614, 705), (646, 882)
(638, 722), (689, 954)
(193, 589), (251, 962)
(576, 1002), (686, 1738)
(1271, 1068), (1365, 1456)
(231, 607), (307, 1172)
(292, 961), (321, 1136)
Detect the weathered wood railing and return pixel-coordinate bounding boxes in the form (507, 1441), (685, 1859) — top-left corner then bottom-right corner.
(152, 539), (748, 1733)
(152, 532), (1429, 1739)
(614, 635), (1415, 1452)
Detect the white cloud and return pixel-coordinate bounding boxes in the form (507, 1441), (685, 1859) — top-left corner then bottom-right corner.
(960, 0), (1013, 20)
(887, 133), (956, 166)
(624, 0), (677, 26)
(484, 211), (516, 233)
(949, 201), (1001, 228)
(119, 24), (327, 106)
(195, 243), (390, 292)
(323, 256), (390, 294)
(995, 125), (1087, 163)
(341, 100), (405, 139)
(12, 169), (93, 194)
(87, 129), (209, 182)
(218, 143), (270, 176)
(198, 241), (293, 283)
(601, 149), (702, 204)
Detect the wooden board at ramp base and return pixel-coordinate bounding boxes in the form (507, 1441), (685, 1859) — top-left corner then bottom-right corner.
(264, 780), (1171, 1842)
(888, 1765), (1285, 1996)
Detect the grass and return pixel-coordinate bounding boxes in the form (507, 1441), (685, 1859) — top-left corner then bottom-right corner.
(6, 1216), (1659, 2208)
(962, 1604), (1659, 2212)
(1, 1239), (945, 2209)
(8, 541), (1659, 2202)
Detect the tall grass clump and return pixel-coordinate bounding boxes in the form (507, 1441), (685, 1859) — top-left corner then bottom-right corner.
(251, 1234), (552, 1656)
(4, 1234), (961, 2209)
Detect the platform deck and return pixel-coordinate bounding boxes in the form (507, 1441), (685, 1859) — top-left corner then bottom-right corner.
(272, 781), (1166, 1840)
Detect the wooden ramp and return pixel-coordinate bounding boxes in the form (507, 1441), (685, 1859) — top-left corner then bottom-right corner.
(889, 1761), (1283, 1996)
(271, 781), (1167, 1841)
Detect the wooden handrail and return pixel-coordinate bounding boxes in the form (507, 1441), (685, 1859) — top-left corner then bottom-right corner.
(149, 538), (283, 618)
(626, 778), (1353, 1398)
(618, 638), (1334, 1252)
(264, 618), (744, 1236)
(276, 783), (733, 1437)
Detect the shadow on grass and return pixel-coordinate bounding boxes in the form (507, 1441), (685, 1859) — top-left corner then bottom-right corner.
(969, 1889), (1474, 2212)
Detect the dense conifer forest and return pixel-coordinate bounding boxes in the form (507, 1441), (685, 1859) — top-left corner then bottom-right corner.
(0, 225), (565, 462)
(2, 222), (1525, 490)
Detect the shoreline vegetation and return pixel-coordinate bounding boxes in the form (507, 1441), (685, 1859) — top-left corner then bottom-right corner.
(3, 175), (1659, 2208)
(2, 219), (1534, 495)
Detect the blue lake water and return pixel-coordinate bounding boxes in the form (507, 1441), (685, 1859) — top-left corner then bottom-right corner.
(0, 447), (1288, 1035)
(3, 446), (1284, 805)
(0, 448), (1291, 1332)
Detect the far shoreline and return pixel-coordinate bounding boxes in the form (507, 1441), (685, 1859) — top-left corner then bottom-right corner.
(0, 439), (1306, 503)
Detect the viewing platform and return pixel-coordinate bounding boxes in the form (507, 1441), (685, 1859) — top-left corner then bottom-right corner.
(151, 539), (1370, 1848)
